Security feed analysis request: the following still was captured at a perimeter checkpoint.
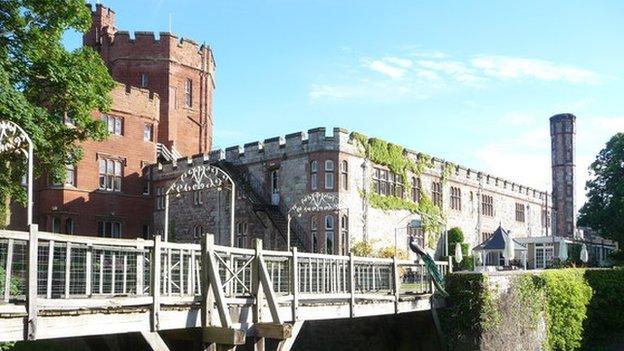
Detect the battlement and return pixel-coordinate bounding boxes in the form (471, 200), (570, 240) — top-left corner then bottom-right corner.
(109, 83), (160, 121)
(151, 126), (549, 201)
(87, 3), (116, 20)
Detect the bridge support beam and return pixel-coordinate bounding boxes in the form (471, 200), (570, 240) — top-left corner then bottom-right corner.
(140, 331), (171, 351)
(202, 327), (245, 351)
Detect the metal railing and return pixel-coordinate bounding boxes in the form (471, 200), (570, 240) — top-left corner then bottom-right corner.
(0, 227), (449, 341)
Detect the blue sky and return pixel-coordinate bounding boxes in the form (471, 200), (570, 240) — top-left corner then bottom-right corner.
(68, 1), (624, 210)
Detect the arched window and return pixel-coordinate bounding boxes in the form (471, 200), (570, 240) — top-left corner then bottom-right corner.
(310, 160), (318, 191)
(411, 177), (421, 202)
(340, 160), (348, 190)
(341, 215), (349, 255)
(236, 222), (248, 248)
(52, 217), (61, 233)
(325, 215), (334, 254)
(324, 160), (334, 190)
(65, 218), (74, 234)
(193, 225), (204, 240)
(311, 217), (318, 253)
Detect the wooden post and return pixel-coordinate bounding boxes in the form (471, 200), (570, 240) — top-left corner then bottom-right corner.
(46, 240), (54, 299)
(136, 241), (144, 295)
(3, 238), (13, 302)
(201, 235), (212, 328)
(252, 238), (263, 324)
(152, 235), (162, 331)
(349, 253), (355, 318)
(64, 243), (71, 298)
(448, 256), (453, 274)
(392, 257), (400, 314)
(291, 247), (298, 322)
(26, 224), (38, 340)
(85, 244), (92, 296)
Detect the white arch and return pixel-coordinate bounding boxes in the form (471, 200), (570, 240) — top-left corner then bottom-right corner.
(164, 164), (236, 245)
(0, 120), (34, 225)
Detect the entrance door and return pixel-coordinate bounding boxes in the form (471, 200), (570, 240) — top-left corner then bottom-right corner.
(270, 169), (280, 205)
(535, 244), (554, 269)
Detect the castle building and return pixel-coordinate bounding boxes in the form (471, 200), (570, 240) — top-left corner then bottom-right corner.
(10, 4), (216, 238)
(151, 127), (554, 261)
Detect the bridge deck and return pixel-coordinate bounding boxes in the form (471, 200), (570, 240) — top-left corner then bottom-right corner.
(0, 227), (448, 345)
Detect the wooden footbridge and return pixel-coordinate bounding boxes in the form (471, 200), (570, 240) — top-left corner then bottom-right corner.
(0, 226), (449, 350)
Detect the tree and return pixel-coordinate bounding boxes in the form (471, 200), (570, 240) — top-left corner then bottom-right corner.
(578, 133), (624, 245)
(0, 0), (115, 226)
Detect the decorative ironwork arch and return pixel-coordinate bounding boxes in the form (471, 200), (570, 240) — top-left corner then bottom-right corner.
(0, 120), (34, 225)
(164, 164), (236, 245)
(286, 192), (350, 249)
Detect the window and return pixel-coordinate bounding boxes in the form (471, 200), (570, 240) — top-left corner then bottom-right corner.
(516, 203), (526, 222)
(324, 160), (335, 190)
(432, 181), (442, 208)
(482, 194), (494, 217)
(325, 215), (334, 254)
(143, 123), (153, 141)
(411, 177), (421, 202)
(340, 160), (348, 190)
(98, 221), (122, 238)
(481, 231), (493, 243)
(140, 73), (149, 88)
(98, 159), (122, 191)
(193, 190), (203, 206)
(373, 168), (401, 197)
(341, 215), (349, 255)
(236, 222), (248, 248)
(53, 164), (75, 186)
(142, 224), (150, 239)
(142, 167), (151, 195)
(65, 218), (74, 234)
(156, 187), (165, 210)
(450, 186), (462, 211)
(193, 225), (204, 240)
(311, 217), (318, 253)
(184, 78), (193, 107)
(271, 169), (279, 194)
(101, 115), (122, 135)
(310, 160), (318, 191)
(52, 217), (61, 233)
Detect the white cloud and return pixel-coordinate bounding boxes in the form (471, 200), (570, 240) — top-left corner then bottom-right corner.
(366, 59), (407, 78)
(504, 112), (536, 127)
(415, 60), (483, 85)
(309, 84), (360, 99)
(383, 56), (413, 68)
(471, 56), (601, 84)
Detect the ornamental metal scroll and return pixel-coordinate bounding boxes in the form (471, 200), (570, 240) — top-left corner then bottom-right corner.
(166, 164), (232, 195)
(286, 192), (350, 249)
(0, 120), (34, 225)
(164, 164), (236, 245)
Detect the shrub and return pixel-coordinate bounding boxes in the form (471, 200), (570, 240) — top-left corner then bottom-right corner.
(447, 227), (464, 245)
(350, 240), (375, 257)
(583, 269), (624, 345)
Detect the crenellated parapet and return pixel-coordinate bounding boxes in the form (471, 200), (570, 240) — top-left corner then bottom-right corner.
(108, 83), (160, 121)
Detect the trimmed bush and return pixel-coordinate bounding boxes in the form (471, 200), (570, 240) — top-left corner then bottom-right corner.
(583, 269), (624, 346)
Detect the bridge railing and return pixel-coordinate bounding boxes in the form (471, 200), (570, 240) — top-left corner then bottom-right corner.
(0, 227), (449, 340)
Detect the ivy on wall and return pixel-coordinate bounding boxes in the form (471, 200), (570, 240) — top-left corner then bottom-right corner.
(350, 132), (448, 248)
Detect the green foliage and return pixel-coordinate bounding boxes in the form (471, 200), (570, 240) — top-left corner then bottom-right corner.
(0, 266), (19, 296)
(350, 240), (375, 257)
(441, 162), (457, 184)
(582, 269), (624, 345)
(540, 269), (593, 351)
(367, 192), (444, 248)
(0, 0), (115, 225)
(578, 133), (624, 245)
(447, 227), (464, 245)
(608, 250), (624, 266)
(458, 255), (474, 271)
(350, 239), (408, 259)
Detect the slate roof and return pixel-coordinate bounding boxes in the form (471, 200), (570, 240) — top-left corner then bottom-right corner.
(473, 225), (528, 251)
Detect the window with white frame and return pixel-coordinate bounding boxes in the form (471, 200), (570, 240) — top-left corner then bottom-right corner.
(325, 215), (334, 254)
(143, 123), (153, 141)
(101, 115), (122, 135)
(310, 160), (318, 191)
(98, 159), (122, 192)
(98, 220), (122, 238)
(184, 78), (193, 107)
(341, 215), (348, 255)
(340, 160), (348, 190)
(324, 160), (335, 190)
(193, 190), (203, 206)
(140, 73), (149, 88)
(236, 222), (248, 248)
(156, 187), (165, 210)
(311, 217), (318, 253)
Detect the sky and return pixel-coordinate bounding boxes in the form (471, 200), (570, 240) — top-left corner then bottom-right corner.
(66, 1), (624, 213)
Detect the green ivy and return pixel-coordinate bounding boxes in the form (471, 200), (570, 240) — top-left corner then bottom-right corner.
(441, 162), (457, 184)
(367, 192), (444, 248)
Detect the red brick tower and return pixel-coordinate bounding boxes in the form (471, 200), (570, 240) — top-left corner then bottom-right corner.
(84, 4), (216, 156)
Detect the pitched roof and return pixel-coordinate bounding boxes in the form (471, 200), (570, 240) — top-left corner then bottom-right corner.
(473, 225), (528, 251)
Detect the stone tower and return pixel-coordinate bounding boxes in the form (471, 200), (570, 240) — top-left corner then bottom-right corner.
(550, 113), (576, 237)
(83, 4), (216, 156)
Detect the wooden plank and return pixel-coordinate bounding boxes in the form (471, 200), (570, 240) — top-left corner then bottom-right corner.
(123, 254), (128, 294)
(152, 235), (162, 331)
(3, 238), (14, 302)
(85, 245), (92, 296)
(98, 253), (104, 294)
(140, 331), (171, 351)
(206, 235), (232, 328)
(46, 240), (54, 299)
(111, 252), (116, 295)
(26, 224), (38, 340)
(291, 247), (298, 322)
(251, 239), (262, 324)
(202, 327), (245, 346)
(393, 257), (400, 314)
(179, 249), (184, 296)
(249, 323), (292, 340)
(64, 243), (71, 298)
(349, 253), (355, 318)
(258, 257), (281, 324)
(136, 243), (144, 295)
